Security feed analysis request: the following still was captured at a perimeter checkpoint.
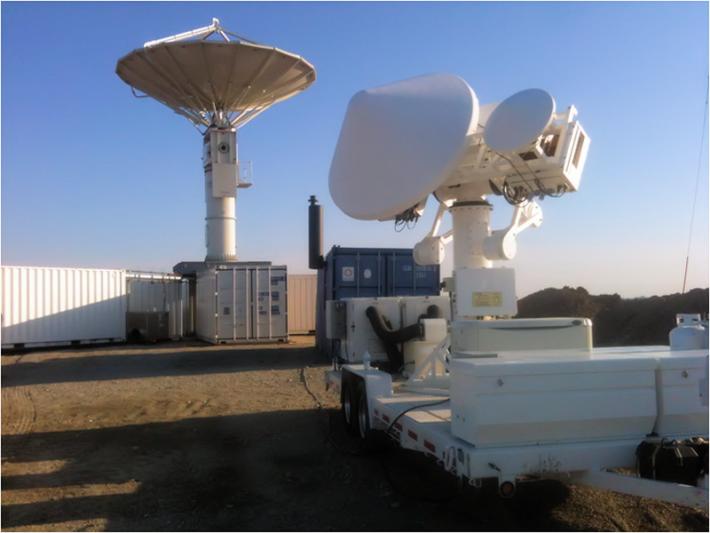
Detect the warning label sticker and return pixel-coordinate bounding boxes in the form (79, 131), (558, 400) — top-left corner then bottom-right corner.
(473, 292), (503, 307)
(342, 266), (355, 282)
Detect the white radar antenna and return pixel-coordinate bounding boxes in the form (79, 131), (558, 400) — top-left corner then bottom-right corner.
(329, 74), (589, 318)
(117, 18), (316, 262)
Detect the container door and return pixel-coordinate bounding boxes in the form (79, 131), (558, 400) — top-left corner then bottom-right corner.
(233, 269), (250, 340)
(216, 269), (250, 340)
(250, 267), (287, 340)
(270, 268), (288, 339)
(386, 252), (440, 296)
(215, 270), (235, 340)
(333, 252), (381, 299)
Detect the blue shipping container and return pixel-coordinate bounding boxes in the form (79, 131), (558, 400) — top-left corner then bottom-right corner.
(316, 246), (441, 355)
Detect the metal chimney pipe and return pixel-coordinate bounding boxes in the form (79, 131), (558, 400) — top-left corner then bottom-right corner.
(308, 195), (324, 269)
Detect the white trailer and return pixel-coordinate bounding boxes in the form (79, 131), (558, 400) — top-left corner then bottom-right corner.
(326, 342), (708, 509)
(320, 74), (710, 510)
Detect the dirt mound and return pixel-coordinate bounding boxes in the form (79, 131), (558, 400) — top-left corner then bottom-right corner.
(517, 287), (708, 346)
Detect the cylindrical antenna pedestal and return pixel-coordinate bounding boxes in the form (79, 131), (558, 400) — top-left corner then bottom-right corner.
(450, 201), (493, 270)
(203, 126), (238, 262)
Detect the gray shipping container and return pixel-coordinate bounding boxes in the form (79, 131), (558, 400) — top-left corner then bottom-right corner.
(196, 265), (288, 343)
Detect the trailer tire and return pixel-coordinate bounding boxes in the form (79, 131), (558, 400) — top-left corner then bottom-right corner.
(341, 380), (358, 435)
(356, 381), (379, 450)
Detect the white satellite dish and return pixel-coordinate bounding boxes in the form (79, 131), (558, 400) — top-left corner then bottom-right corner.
(329, 74), (479, 221)
(116, 19), (315, 262)
(483, 89), (556, 153)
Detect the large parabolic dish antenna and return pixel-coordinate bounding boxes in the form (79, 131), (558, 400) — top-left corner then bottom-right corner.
(116, 19), (315, 262)
(116, 18), (316, 128)
(329, 74), (479, 221)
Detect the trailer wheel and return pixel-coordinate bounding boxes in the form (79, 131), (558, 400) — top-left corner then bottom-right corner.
(341, 380), (357, 435)
(356, 381), (380, 449)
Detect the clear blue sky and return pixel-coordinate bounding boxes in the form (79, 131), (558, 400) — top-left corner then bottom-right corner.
(2, 1), (708, 297)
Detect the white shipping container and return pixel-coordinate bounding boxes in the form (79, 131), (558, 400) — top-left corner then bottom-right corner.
(196, 265), (288, 343)
(287, 274), (316, 334)
(1, 266), (127, 347)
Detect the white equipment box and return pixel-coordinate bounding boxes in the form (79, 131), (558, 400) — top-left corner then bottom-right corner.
(450, 350), (659, 447)
(450, 347), (709, 448)
(450, 317), (593, 354)
(204, 128), (238, 198)
(454, 268), (517, 318)
(326, 295), (451, 363)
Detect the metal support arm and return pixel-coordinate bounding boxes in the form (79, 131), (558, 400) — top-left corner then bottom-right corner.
(483, 201), (543, 261)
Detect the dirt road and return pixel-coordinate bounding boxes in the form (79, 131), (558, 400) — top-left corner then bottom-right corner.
(1, 337), (707, 531)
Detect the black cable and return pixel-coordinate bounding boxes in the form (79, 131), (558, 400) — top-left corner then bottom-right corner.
(495, 151), (536, 194)
(385, 398), (450, 436)
(380, 397), (457, 504)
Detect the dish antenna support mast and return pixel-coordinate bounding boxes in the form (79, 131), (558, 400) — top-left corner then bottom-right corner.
(117, 18), (316, 262)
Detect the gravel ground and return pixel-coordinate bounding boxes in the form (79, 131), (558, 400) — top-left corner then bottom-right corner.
(1, 336), (708, 531)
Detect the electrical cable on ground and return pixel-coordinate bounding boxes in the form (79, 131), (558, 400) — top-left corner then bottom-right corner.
(301, 368), (457, 503)
(300, 365), (369, 456)
(299, 366), (322, 409)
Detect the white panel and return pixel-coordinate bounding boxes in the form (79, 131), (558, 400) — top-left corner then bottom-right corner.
(196, 270), (217, 342)
(450, 353), (659, 448)
(654, 352), (709, 436)
(1, 266), (127, 347)
(454, 267), (517, 318)
(340, 297), (402, 363)
(451, 317), (593, 354)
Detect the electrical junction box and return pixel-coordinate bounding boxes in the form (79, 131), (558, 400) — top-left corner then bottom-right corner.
(203, 129), (238, 197)
(450, 317), (593, 355)
(453, 268), (516, 318)
(325, 300), (347, 340)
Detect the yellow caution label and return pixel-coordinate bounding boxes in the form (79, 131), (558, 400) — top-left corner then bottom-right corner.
(473, 291), (503, 307)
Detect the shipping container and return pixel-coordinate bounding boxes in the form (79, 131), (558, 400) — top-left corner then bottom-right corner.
(316, 247), (441, 355)
(196, 265), (288, 343)
(288, 274), (317, 334)
(1, 266), (127, 348)
(1, 266), (190, 348)
(126, 272), (189, 340)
